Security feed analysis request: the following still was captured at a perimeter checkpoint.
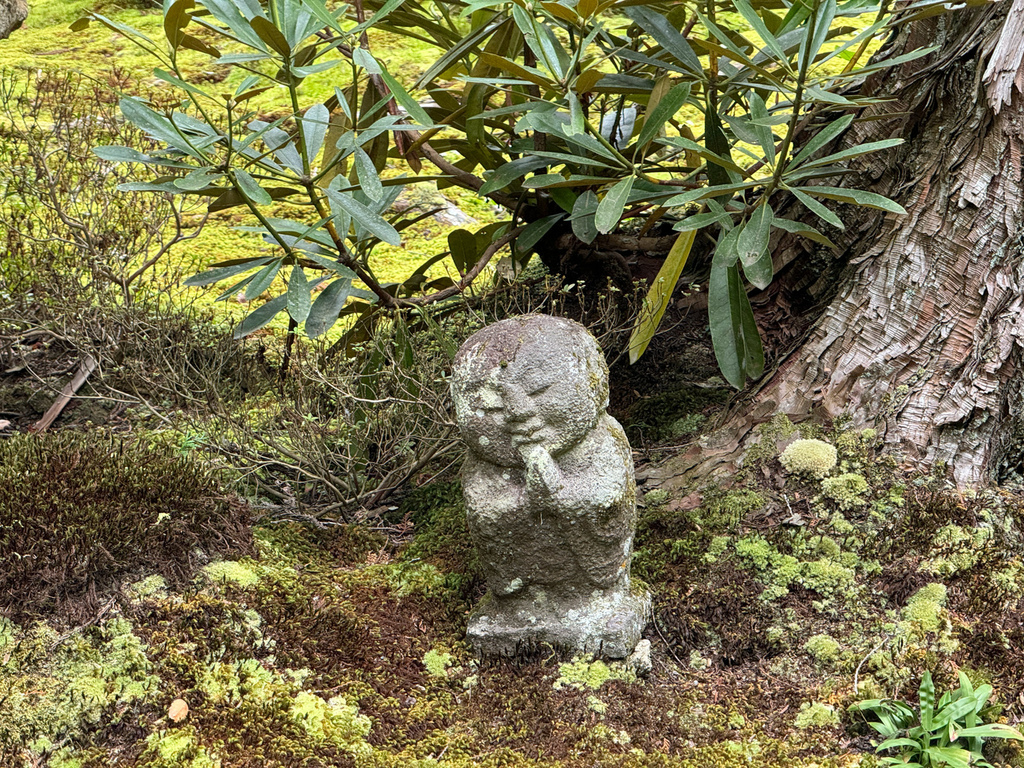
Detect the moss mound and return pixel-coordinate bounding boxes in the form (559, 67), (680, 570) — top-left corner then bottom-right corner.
(0, 432), (252, 619)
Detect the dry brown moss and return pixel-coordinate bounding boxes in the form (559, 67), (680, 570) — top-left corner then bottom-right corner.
(0, 431), (252, 620)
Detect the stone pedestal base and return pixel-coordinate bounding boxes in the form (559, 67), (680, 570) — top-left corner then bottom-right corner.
(467, 585), (651, 659)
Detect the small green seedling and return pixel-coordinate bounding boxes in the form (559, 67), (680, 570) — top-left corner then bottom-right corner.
(850, 671), (1023, 767)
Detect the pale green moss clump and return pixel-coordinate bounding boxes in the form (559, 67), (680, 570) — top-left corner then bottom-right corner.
(920, 525), (993, 577)
(733, 534), (855, 601)
(644, 489), (670, 506)
(804, 634), (841, 665)
(126, 574), (169, 603)
(198, 658), (278, 705)
(794, 702), (840, 729)
(140, 727), (220, 768)
(203, 560), (262, 588)
(290, 692), (372, 754)
(703, 535), (731, 564)
(780, 439), (838, 478)
(2, 617), (159, 755)
(554, 656), (635, 691)
(821, 473), (869, 511)
(903, 583), (948, 634)
(422, 648), (454, 679)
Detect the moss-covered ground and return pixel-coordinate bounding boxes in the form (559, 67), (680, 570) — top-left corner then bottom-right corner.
(7, 415), (1024, 767)
(2, 3), (1014, 767)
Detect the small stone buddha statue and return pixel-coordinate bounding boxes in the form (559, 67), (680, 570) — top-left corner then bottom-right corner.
(451, 315), (650, 658)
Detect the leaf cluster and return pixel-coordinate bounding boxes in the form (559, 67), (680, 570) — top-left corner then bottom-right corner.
(79, 0), (930, 382)
(850, 671), (1024, 767)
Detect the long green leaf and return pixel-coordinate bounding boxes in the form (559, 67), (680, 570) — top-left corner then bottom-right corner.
(353, 147), (384, 201)
(516, 214), (564, 254)
(800, 139), (904, 170)
(635, 82), (691, 151)
(234, 169), (273, 204)
(799, 0), (837, 73)
(709, 256), (763, 389)
(595, 176), (634, 234)
(623, 6), (703, 76)
(956, 724), (1024, 740)
(629, 230), (696, 364)
(447, 228), (478, 274)
(479, 156), (550, 195)
(732, 0), (789, 66)
(245, 261), (282, 300)
(326, 190), (402, 245)
(250, 15), (290, 56)
(789, 115), (854, 168)
(164, 0), (195, 48)
(235, 294), (288, 339)
(378, 66), (434, 127)
(571, 190), (599, 244)
(771, 217), (836, 247)
(287, 265), (311, 322)
(185, 256), (274, 287)
(306, 278), (353, 337)
(920, 671), (935, 732)
(301, 103), (329, 165)
(737, 203), (773, 290)
(797, 186), (907, 215)
(790, 187), (844, 229)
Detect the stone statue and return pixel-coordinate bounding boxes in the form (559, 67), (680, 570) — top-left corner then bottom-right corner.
(451, 315), (650, 658)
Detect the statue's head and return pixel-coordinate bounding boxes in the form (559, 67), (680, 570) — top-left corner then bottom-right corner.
(451, 315), (609, 468)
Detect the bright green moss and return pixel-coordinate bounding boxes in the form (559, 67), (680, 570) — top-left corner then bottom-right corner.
(804, 634), (841, 665)
(744, 414), (798, 466)
(920, 525), (992, 577)
(821, 473), (869, 510)
(203, 559), (262, 588)
(644, 489), (670, 506)
(1, 617), (159, 755)
(127, 574), (169, 603)
(793, 702), (840, 729)
(198, 658), (278, 705)
(798, 558), (856, 598)
(423, 648), (454, 679)
(140, 727), (220, 768)
(903, 583), (947, 634)
(290, 692), (372, 754)
(703, 535), (731, 563)
(553, 656), (635, 691)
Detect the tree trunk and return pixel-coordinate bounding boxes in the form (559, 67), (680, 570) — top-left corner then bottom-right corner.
(652, 0), (1024, 488)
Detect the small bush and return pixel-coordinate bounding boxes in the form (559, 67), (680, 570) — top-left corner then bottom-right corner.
(0, 432), (252, 619)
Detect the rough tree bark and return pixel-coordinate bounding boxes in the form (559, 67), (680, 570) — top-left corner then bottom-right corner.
(0, 0), (27, 39)
(651, 0), (1024, 488)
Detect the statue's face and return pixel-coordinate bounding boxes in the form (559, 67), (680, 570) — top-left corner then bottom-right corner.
(452, 327), (606, 468)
